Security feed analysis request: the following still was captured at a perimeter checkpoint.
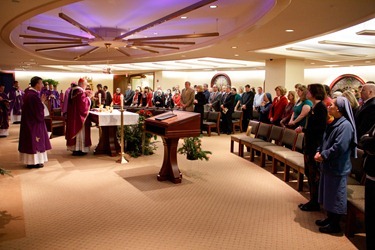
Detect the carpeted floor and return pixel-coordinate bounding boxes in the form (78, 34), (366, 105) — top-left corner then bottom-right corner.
(0, 123), (364, 249)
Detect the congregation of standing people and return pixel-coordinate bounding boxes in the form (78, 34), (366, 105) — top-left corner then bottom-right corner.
(2, 76), (375, 248)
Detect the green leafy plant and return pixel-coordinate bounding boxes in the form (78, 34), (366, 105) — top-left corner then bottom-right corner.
(43, 79), (59, 87)
(178, 136), (212, 161)
(119, 109), (157, 158)
(0, 168), (12, 177)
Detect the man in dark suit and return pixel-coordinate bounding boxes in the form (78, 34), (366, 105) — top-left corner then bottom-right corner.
(103, 85), (112, 107)
(220, 85), (235, 134)
(356, 82), (375, 249)
(124, 84), (134, 106)
(356, 83), (375, 138)
(240, 84), (255, 130)
(208, 84), (222, 111)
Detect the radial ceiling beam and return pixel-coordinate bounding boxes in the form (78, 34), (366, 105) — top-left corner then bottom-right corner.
(114, 47), (131, 57)
(59, 13), (103, 39)
(74, 47), (100, 60)
(19, 34), (83, 42)
(114, 0), (217, 40)
(27, 26), (89, 40)
(35, 44), (90, 52)
(24, 41), (84, 45)
(132, 41), (195, 45)
(127, 45), (159, 54)
(127, 32), (219, 42)
(134, 44), (180, 50)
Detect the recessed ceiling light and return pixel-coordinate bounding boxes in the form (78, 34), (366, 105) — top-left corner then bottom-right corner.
(231, 46), (237, 49)
(310, 62), (315, 64)
(181, 16), (187, 19)
(153, 32), (158, 35)
(210, 5), (217, 8)
(365, 60), (371, 63)
(324, 64), (339, 67)
(285, 29), (294, 32)
(234, 54), (239, 57)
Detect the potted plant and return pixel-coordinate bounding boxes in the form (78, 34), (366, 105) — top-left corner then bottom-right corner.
(177, 136), (212, 160)
(119, 109), (157, 157)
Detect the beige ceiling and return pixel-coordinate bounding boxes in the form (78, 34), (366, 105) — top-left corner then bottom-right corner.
(1, 0), (375, 74)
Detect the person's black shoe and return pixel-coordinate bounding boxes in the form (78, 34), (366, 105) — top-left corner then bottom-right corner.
(315, 218), (330, 227)
(72, 151), (87, 156)
(299, 202), (320, 211)
(27, 164), (44, 169)
(319, 224), (341, 234)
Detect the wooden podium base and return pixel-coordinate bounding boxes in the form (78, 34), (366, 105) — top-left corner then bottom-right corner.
(157, 137), (182, 184)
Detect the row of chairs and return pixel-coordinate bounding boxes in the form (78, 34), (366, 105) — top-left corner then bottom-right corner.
(231, 119), (367, 238)
(231, 120), (305, 190)
(203, 111), (244, 136)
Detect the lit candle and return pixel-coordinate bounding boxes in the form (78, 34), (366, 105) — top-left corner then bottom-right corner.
(120, 94), (124, 109)
(98, 93), (101, 105)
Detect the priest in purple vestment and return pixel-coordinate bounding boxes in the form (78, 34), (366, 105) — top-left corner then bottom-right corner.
(65, 78), (92, 156)
(0, 83), (10, 137)
(47, 83), (60, 109)
(8, 81), (24, 123)
(18, 76), (51, 168)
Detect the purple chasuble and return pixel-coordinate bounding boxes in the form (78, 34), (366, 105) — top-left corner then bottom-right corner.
(8, 87), (24, 116)
(18, 88), (51, 154)
(65, 86), (91, 147)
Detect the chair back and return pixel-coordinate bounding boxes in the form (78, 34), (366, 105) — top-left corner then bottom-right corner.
(255, 123), (272, 140)
(207, 112), (220, 122)
(248, 120), (260, 135)
(293, 132), (305, 152)
(267, 125), (284, 144)
(51, 108), (62, 117)
(280, 128), (298, 149)
(232, 111), (242, 120)
(203, 111), (209, 120)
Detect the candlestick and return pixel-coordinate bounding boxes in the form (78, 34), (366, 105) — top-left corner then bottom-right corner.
(120, 94), (124, 110)
(117, 108), (128, 164)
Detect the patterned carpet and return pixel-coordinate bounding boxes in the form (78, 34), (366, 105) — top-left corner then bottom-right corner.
(0, 124), (364, 249)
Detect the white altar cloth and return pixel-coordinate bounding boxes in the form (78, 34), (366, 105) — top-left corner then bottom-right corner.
(89, 110), (139, 126)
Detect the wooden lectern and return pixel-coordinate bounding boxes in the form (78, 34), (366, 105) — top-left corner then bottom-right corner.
(145, 111), (200, 183)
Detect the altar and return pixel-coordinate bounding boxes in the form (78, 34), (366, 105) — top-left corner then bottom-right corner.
(89, 110), (139, 156)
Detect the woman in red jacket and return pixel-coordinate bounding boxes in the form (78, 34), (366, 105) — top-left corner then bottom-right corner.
(269, 86), (288, 126)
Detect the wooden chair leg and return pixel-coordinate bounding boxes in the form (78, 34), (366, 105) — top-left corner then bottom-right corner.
(271, 158), (278, 174)
(239, 143), (244, 157)
(230, 139), (234, 153)
(260, 153), (266, 167)
(250, 148), (255, 162)
(284, 165), (290, 182)
(208, 127), (211, 136)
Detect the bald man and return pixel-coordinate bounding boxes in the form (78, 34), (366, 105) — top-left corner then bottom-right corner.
(356, 83), (375, 138)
